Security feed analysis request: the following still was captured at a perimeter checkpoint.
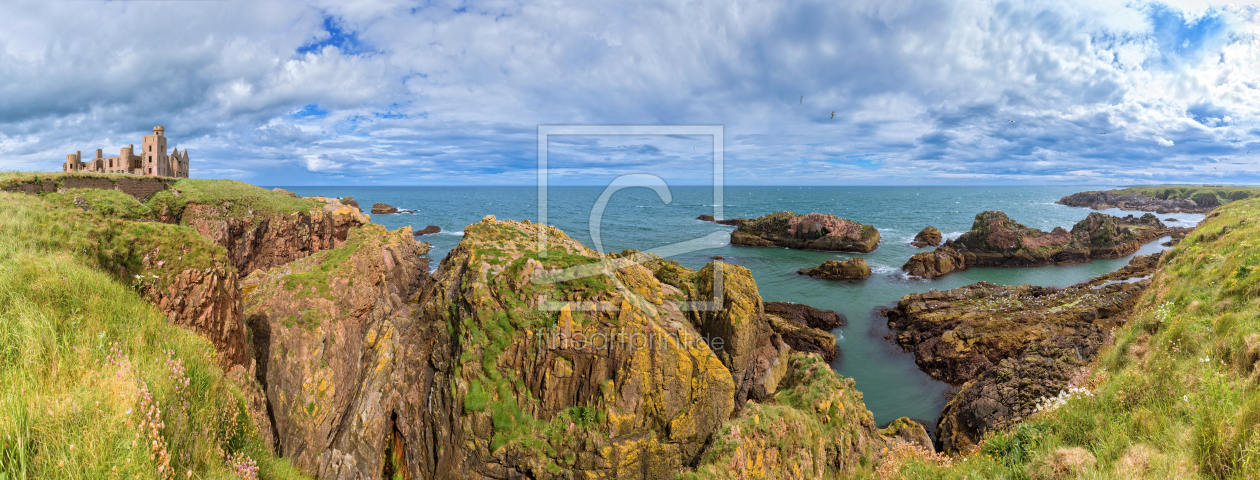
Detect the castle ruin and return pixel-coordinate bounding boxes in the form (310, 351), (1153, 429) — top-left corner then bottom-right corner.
(62, 126), (189, 178)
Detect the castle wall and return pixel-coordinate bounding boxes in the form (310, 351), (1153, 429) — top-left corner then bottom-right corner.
(4, 175), (176, 201)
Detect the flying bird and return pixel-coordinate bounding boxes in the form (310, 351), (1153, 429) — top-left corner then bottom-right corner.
(1009, 120), (1014, 123)
(799, 96), (803, 105)
(1101, 132), (1107, 135)
(830, 111), (835, 119)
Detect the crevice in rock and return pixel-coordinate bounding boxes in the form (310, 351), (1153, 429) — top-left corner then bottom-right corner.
(247, 312), (281, 453)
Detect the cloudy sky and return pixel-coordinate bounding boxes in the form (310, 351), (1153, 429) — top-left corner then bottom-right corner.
(1, 0), (1258, 186)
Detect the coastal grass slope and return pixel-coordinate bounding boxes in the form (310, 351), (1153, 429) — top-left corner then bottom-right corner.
(0, 191), (307, 479)
(879, 198), (1260, 479)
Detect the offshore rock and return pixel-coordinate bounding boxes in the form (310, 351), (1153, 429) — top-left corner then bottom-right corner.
(798, 258), (872, 280)
(911, 226), (943, 248)
(901, 211), (1169, 279)
(242, 224), (430, 479)
(371, 202), (399, 214)
(730, 211), (881, 253)
(413, 225), (442, 236)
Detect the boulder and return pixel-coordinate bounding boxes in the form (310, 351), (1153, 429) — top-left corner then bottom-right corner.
(413, 225), (441, 236)
(798, 258), (872, 280)
(880, 417), (934, 451)
(730, 211), (881, 253)
(911, 226), (942, 247)
(371, 202), (399, 214)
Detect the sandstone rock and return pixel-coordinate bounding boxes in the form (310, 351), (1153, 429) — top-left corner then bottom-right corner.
(692, 262), (791, 405)
(688, 353), (883, 478)
(901, 211), (1169, 279)
(340, 196), (360, 211)
(798, 258), (872, 280)
(371, 202), (399, 214)
(764, 313), (838, 361)
(730, 211), (881, 253)
(400, 217), (738, 478)
(763, 301), (846, 330)
(242, 224), (430, 479)
(413, 225), (441, 236)
(911, 226), (942, 247)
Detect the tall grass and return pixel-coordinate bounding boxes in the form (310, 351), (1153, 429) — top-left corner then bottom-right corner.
(0, 191), (306, 479)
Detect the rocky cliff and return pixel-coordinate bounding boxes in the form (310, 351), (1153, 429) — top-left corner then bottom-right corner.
(902, 211), (1172, 279)
(1058, 189), (1215, 213)
(242, 223), (430, 479)
(730, 211), (881, 253)
(151, 189), (371, 274)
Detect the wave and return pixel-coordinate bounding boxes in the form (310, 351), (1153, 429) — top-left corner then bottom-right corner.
(871, 263), (899, 275)
(945, 231), (965, 240)
(439, 230), (465, 236)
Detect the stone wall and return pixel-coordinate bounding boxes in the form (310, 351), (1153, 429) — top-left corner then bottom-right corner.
(3, 174), (175, 201)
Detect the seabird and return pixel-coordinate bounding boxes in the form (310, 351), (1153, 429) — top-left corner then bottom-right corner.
(830, 111), (835, 119)
(1101, 132), (1107, 135)
(799, 96), (803, 105)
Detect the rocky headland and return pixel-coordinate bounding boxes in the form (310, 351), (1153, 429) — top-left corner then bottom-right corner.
(696, 214), (748, 226)
(886, 252), (1163, 453)
(1058, 189), (1214, 213)
(797, 257), (873, 280)
(902, 210), (1175, 279)
(730, 211), (881, 253)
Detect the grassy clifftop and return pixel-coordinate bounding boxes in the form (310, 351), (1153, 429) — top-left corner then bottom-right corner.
(0, 189), (307, 479)
(879, 198), (1260, 479)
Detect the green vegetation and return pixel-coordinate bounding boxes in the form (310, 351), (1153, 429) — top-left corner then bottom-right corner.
(0, 191), (306, 479)
(147, 179), (320, 222)
(878, 198), (1260, 479)
(1120, 186), (1260, 207)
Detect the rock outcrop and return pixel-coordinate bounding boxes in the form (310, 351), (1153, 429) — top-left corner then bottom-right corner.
(798, 258), (872, 280)
(730, 211), (881, 253)
(1058, 189), (1219, 213)
(886, 253), (1163, 453)
(880, 417), (934, 451)
(371, 202), (399, 214)
(764, 301), (846, 331)
(242, 224), (430, 479)
(901, 211), (1170, 279)
(911, 226), (942, 247)
(340, 196), (361, 211)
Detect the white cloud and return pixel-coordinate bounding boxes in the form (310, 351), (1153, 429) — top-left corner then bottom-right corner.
(0, 0), (1257, 185)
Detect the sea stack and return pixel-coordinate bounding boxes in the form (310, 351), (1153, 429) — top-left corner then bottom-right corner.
(910, 226), (942, 247)
(730, 211), (881, 253)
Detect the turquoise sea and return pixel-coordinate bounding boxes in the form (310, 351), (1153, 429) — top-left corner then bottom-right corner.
(277, 185), (1203, 432)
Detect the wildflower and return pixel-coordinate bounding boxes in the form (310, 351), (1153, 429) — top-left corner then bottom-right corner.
(1184, 395), (1190, 403)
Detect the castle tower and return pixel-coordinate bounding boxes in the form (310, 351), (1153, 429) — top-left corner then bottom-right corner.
(140, 126), (167, 176)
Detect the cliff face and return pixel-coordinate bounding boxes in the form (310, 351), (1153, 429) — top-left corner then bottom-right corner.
(171, 197), (370, 274)
(242, 224), (429, 479)
(730, 211), (881, 253)
(902, 211), (1171, 279)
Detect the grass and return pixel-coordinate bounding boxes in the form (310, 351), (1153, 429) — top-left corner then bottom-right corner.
(875, 198), (1260, 479)
(1119, 186), (1260, 207)
(0, 191), (306, 479)
(146, 179), (320, 222)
